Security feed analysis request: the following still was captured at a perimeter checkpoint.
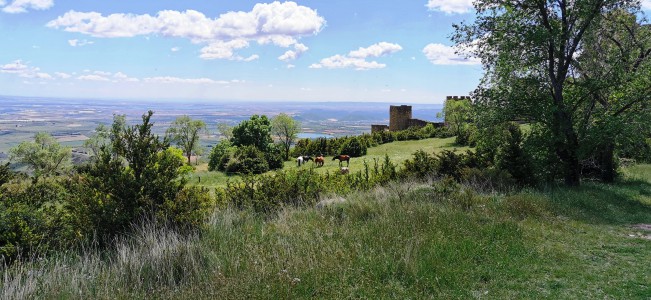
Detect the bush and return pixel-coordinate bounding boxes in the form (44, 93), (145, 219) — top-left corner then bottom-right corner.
(159, 186), (216, 230)
(208, 140), (233, 171)
(265, 144), (285, 170)
(402, 150), (438, 179)
(226, 145), (269, 174)
(339, 137), (367, 157)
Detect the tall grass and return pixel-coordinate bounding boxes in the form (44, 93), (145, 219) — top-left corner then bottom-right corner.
(3, 167), (651, 298)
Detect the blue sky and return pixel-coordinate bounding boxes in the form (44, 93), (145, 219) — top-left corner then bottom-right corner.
(1, 1), (649, 103)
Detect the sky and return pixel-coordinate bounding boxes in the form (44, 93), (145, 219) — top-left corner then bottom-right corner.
(1, 0), (650, 104)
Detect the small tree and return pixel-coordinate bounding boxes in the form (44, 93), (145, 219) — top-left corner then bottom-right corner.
(271, 113), (301, 160)
(231, 115), (273, 151)
(10, 132), (71, 178)
(166, 115), (207, 165)
(217, 122), (233, 140)
(83, 123), (110, 158)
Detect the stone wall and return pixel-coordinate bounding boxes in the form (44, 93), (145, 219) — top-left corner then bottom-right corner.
(389, 105), (412, 131)
(371, 124), (390, 133)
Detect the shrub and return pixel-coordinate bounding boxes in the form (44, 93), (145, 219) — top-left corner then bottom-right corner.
(339, 137), (367, 157)
(208, 140), (233, 171)
(402, 150), (438, 179)
(159, 186), (216, 230)
(226, 145), (269, 174)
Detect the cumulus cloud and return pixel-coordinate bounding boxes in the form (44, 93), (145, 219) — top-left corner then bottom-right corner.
(199, 39), (252, 60)
(348, 42), (402, 59)
(426, 0), (474, 14)
(422, 43), (480, 65)
(54, 72), (71, 79)
(0, 60), (52, 79)
(77, 74), (109, 81)
(310, 42), (402, 70)
(278, 43), (308, 61)
(46, 2), (325, 60)
(2, 0), (53, 14)
(113, 72), (139, 82)
(68, 39), (94, 47)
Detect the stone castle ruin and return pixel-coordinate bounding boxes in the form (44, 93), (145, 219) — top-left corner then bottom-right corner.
(371, 96), (471, 133)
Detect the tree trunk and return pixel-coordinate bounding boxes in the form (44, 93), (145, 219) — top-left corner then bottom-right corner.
(598, 142), (616, 183)
(187, 154), (192, 165)
(553, 105), (581, 186)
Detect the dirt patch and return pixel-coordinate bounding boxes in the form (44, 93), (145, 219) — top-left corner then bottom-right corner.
(629, 224), (651, 240)
(631, 224), (651, 231)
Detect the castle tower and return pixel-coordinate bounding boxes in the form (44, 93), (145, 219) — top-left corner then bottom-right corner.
(389, 105), (412, 131)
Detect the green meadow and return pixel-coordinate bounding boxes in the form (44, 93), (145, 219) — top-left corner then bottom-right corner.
(3, 137), (650, 299)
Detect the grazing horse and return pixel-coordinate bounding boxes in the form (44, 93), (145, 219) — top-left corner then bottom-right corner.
(332, 155), (350, 167)
(297, 155), (314, 167)
(314, 155), (325, 167)
(340, 167), (350, 175)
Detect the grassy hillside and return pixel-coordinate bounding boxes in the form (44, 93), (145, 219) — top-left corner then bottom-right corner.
(188, 137), (466, 187)
(4, 164), (651, 299)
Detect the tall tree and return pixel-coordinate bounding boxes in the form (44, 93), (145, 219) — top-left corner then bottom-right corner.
(271, 113), (301, 160)
(453, 0), (637, 185)
(9, 132), (71, 178)
(231, 115), (273, 151)
(573, 10), (651, 181)
(166, 115), (207, 165)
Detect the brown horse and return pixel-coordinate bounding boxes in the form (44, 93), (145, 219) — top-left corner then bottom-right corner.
(332, 155), (350, 167)
(314, 155), (325, 167)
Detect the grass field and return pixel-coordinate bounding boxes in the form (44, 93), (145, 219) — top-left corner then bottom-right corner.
(4, 164), (651, 299)
(188, 137), (466, 187)
(4, 137), (651, 299)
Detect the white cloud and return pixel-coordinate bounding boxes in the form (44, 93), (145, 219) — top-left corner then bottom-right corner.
(310, 42), (402, 70)
(143, 76), (230, 84)
(0, 60), (52, 79)
(278, 43), (308, 61)
(199, 39), (253, 60)
(171, 47), (180, 52)
(54, 72), (71, 79)
(113, 72), (139, 82)
(68, 39), (94, 47)
(77, 74), (109, 81)
(348, 42), (402, 59)
(286, 64), (295, 69)
(93, 70), (111, 76)
(422, 43), (480, 65)
(643, 0), (651, 10)
(2, 0), (53, 14)
(47, 2), (325, 60)
(426, 0), (474, 14)
(309, 55), (386, 70)
(0, 60), (29, 74)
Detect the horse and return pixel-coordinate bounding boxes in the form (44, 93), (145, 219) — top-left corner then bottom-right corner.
(297, 155), (314, 167)
(332, 155), (350, 167)
(314, 155), (325, 167)
(339, 167), (350, 175)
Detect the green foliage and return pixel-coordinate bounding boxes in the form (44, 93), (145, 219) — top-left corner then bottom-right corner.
(225, 145), (269, 175)
(159, 186), (216, 230)
(454, 0), (651, 185)
(207, 140), (233, 171)
(0, 163), (13, 186)
(271, 113), (300, 160)
(9, 132), (72, 178)
(492, 123), (534, 186)
(83, 123), (110, 158)
(217, 155), (397, 213)
(231, 115), (273, 151)
(74, 112), (213, 242)
(166, 115), (207, 165)
(338, 136), (367, 157)
(403, 150), (438, 178)
(0, 178), (78, 261)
